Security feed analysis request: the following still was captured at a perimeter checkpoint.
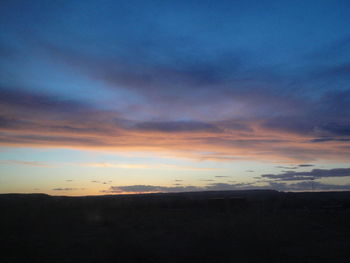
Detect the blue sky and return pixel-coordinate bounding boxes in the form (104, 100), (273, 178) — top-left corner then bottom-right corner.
(1, 0), (350, 195)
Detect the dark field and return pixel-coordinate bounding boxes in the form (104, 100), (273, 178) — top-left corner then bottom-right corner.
(1, 190), (350, 263)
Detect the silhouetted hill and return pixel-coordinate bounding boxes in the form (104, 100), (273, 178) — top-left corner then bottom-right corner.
(1, 190), (350, 263)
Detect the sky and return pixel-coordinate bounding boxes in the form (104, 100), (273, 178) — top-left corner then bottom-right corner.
(1, 0), (350, 195)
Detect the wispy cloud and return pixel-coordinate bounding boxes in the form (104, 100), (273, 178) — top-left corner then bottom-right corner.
(52, 187), (85, 191)
(261, 168), (350, 181)
(81, 163), (152, 169)
(275, 166), (298, 169)
(1, 86), (349, 163)
(298, 164), (314, 167)
(79, 162), (219, 171)
(0, 160), (52, 167)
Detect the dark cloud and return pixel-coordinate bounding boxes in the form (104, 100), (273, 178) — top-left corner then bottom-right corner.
(319, 123), (350, 137)
(308, 36), (350, 61)
(261, 90), (350, 139)
(319, 90), (350, 115)
(90, 180), (111, 184)
(275, 166), (298, 169)
(0, 160), (50, 167)
(268, 181), (350, 192)
(298, 164), (314, 167)
(0, 86), (123, 140)
(263, 117), (315, 136)
(200, 179), (215, 182)
(52, 188), (82, 191)
(42, 42), (246, 96)
(104, 185), (200, 193)
(205, 183), (254, 191)
(103, 181), (350, 194)
(0, 87), (89, 114)
(0, 86), (349, 162)
(0, 42), (17, 59)
(104, 182), (256, 194)
(316, 63), (350, 79)
(310, 137), (350, 143)
(0, 134), (104, 147)
(261, 168), (350, 181)
(42, 41), (314, 122)
(310, 138), (335, 143)
(216, 120), (253, 132)
(134, 121), (221, 133)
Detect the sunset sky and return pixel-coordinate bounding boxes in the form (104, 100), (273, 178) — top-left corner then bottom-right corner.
(1, 0), (350, 195)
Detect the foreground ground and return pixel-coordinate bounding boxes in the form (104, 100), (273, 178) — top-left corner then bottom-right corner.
(1, 190), (350, 263)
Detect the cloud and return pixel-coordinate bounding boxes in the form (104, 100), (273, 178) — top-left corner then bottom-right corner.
(316, 63), (350, 80)
(310, 137), (350, 143)
(42, 42), (247, 99)
(275, 166), (298, 169)
(1, 2), (350, 167)
(103, 185), (200, 194)
(52, 188), (83, 191)
(90, 180), (112, 185)
(80, 162), (218, 171)
(200, 179), (215, 182)
(268, 181), (350, 192)
(103, 182), (256, 194)
(82, 163), (152, 169)
(205, 183), (255, 191)
(133, 121), (222, 133)
(0, 85), (349, 163)
(261, 168), (350, 181)
(0, 160), (51, 167)
(0, 87), (90, 116)
(42, 41), (337, 125)
(317, 122), (350, 137)
(298, 164), (314, 167)
(102, 180), (350, 194)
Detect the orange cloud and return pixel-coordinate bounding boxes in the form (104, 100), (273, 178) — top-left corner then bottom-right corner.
(1, 88), (349, 163)
(79, 162), (220, 171)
